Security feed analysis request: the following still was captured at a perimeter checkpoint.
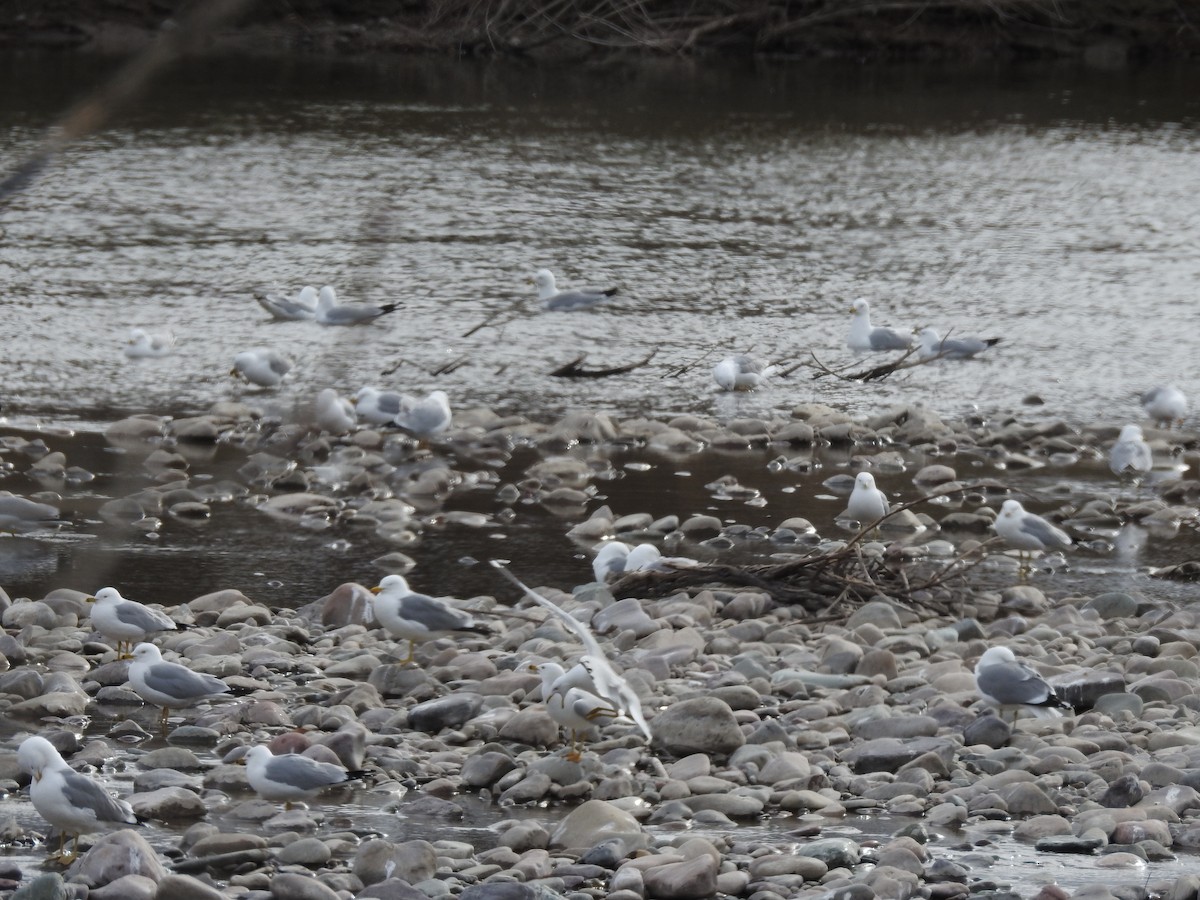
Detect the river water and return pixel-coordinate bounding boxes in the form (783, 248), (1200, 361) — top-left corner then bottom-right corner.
(2, 52), (1200, 896)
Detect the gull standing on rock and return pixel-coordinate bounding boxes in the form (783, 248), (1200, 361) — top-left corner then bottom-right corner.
(128, 642), (234, 727)
(526, 660), (629, 760)
(231, 348), (293, 387)
(492, 562), (653, 743)
(255, 285), (318, 321)
(87, 587), (181, 657)
(314, 388), (357, 435)
(242, 745), (367, 809)
(713, 355), (774, 391)
(368, 575), (490, 664)
(915, 327), (1001, 361)
(314, 285), (399, 325)
(974, 646), (1073, 723)
(534, 269), (618, 312)
(847, 298), (912, 352)
(394, 390), (452, 440)
(1141, 385), (1188, 430)
(17, 736), (139, 863)
(1109, 424), (1153, 480)
(844, 472), (890, 526)
(994, 499), (1072, 579)
(353, 386), (405, 426)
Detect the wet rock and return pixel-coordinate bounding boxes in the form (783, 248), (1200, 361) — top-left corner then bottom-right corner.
(963, 715), (1011, 748)
(1035, 835), (1105, 854)
(269, 873), (340, 900)
(89, 874), (156, 900)
(73, 830), (166, 888)
(642, 854), (718, 900)
(353, 839), (437, 887)
(408, 693), (485, 733)
(11, 874), (71, 900)
(1100, 775), (1145, 809)
(550, 800), (642, 850)
(800, 837), (861, 868)
(1083, 592), (1139, 619)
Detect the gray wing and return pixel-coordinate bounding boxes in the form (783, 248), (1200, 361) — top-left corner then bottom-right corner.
(1110, 442), (1152, 475)
(61, 771), (136, 825)
(267, 754), (347, 790)
(869, 327), (912, 351)
(266, 353), (293, 377)
(323, 304), (387, 324)
(115, 603), (175, 632)
(731, 355), (764, 375)
(1019, 513), (1071, 550)
(398, 593), (475, 631)
(147, 662), (228, 700)
(375, 393), (404, 417)
(396, 400), (449, 435)
(544, 288), (617, 312)
(256, 293), (312, 321)
(977, 661), (1054, 705)
(938, 337), (993, 358)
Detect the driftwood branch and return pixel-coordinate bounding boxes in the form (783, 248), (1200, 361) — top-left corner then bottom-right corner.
(549, 350), (657, 378)
(810, 346), (926, 382)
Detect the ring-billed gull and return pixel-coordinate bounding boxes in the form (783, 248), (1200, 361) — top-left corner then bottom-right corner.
(353, 386), (404, 425)
(368, 575), (490, 664)
(243, 745), (367, 809)
(994, 499), (1072, 579)
(1141, 385), (1188, 430)
(314, 285), (399, 326)
(592, 541), (632, 582)
(492, 561), (652, 743)
(394, 390), (452, 439)
(128, 642), (233, 726)
(124, 327), (175, 359)
(713, 356), (775, 391)
(1109, 424), (1153, 480)
(315, 388), (357, 435)
(844, 472), (889, 526)
(255, 285), (318, 321)
(87, 587), (181, 657)
(847, 299), (912, 352)
(231, 348), (293, 387)
(974, 646), (1072, 723)
(534, 269), (618, 312)
(915, 327), (1000, 361)
(17, 736), (138, 862)
(527, 661), (629, 760)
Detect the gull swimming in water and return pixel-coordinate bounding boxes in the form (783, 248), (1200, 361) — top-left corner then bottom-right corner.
(17, 736), (139, 862)
(128, 642), (234, 726)
(242, 745), (367, 809)
(915, 327), (1001, 361)
(974, 646), (1072, 723)
(1141, 385), (1188, 430)
(314, 285), (399, 325)
(255, 285), (318, 321)
(394, 390), (452, 439)
(1109, 424), (1153, 480)
(492, 561), (653, 743)
(534, 269), (618, 312)
(231, 348), (293, 387)
(994, 499), (1072, 579)
(124, 328), (175, 359)
(368, 575), (490, 664)
(87, 587), (181, 657)
(713, 355), (774, 391)
(847, 298), (912, 352)
(526, 660), (629, 760)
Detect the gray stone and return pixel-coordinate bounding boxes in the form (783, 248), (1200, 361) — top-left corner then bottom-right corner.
(1034, 835), (1105, 854)
(353, 879), (428, 900)
(353, 839), (437, 887)
(73, 830), (166, 888)
(461, 751), (519, 789)
(269, 873), (339, 900)
(1100, 774), (1144, 808)
(90, 875), (157, 900)
(963, 715), (1011, 749)
(276, 836), (331, 866)
(799, 837), (861, 868)
(550, 800), (642, 850)
(651, 697), (744, 756)
(129, 787), (208, 820)
(407, 693), (484, 732)
(1083, 592), (1139, 619)
(842, 737), (954, 773)
(11, 874), (71, 900)
(999, 782), (1058, 817)
(642, 854), (718, 900)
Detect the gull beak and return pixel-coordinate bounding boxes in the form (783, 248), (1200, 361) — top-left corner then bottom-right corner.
(85, 595), (96, 604)
(369, 586), (382, 595)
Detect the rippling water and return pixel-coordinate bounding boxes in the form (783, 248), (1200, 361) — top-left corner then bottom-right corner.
(3, 53), (1200, 896)
(1, 55), (1198, 428)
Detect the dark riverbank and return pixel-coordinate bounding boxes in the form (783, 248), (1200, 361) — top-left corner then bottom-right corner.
(2, 0), (1198, 62)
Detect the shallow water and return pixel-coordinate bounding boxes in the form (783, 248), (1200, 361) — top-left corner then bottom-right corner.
(1, 55), (1199, 429)
(3, 51), (1200, 897)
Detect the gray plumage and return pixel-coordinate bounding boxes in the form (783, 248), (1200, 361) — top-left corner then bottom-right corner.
(394, 390), (452, 438)
(535, 269), (618, 312)
(994, 499), (1072, 553)
(255, 285), (317, 321)
(713, 355), (774, 391)
(847, 299), (912, 351)
(59, 771), (136, 825)
(974, 646), (1071, 712)
(129, 642), (231, 712)
(916, 327), (1001, 360)
(232, 348), (293, 387)
(1109, 424), (1153, 478)
(315, 285), (398, 325)
(1141, 385), (1188, 428)
(244, 745), (363, 803)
